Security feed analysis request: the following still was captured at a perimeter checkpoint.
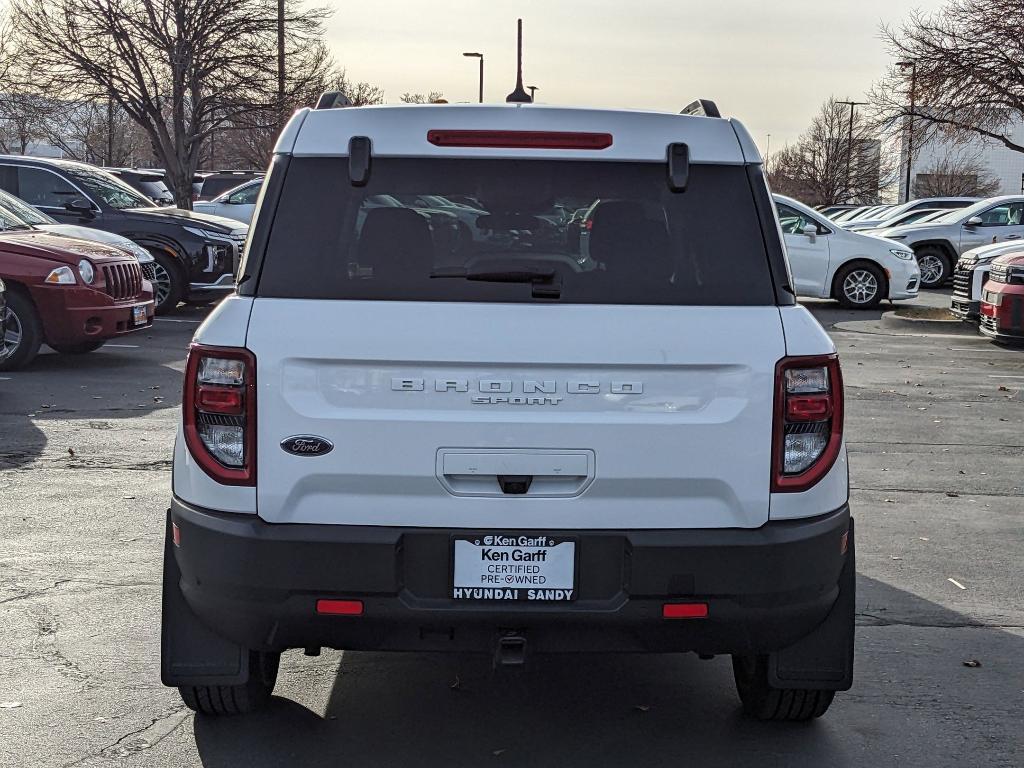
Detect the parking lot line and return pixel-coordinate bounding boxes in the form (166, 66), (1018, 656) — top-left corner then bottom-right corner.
(987, 374), (1024, 379)
(104, 344), (140, 348)
(155, 318), (202, 324)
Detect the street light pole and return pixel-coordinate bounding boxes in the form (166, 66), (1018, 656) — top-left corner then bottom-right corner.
(527, 85), (538, 102)
(463, 52), (484, 103)
(837, 100), (867, 203)
(898, 60), (917, 203)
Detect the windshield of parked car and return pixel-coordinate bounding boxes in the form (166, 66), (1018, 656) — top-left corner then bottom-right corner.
(65, 167), (155, 210)
(0, 188), (56, 225)
(931, 199), (1013, 224)
(0, 205), (33, 231)
(257, 157), (776, 306)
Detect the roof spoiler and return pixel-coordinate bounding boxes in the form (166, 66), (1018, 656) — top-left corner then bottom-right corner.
(680, 99), (721, 118)
(315, 91), (353, 110)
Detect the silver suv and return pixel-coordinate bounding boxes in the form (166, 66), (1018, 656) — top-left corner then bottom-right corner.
(873, 196), (1024, 288)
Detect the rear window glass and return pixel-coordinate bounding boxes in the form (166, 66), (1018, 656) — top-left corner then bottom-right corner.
(256, 157), (775, 305)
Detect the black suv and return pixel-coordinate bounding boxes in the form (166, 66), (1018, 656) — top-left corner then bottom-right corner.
(108, 168), (175, 206)
(0, 156), (248, 314)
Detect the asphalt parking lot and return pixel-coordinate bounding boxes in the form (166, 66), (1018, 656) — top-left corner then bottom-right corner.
(1, 293), (1022, 768)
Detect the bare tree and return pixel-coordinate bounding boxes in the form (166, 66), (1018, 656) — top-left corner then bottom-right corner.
(912, 149), (1001, 198)
(400, 91), (445, 104)
(212, 64), (384, 170)
(766, 98), (897, 206)
(10, 0), (330, 207)
(873, 0), (1024, 155)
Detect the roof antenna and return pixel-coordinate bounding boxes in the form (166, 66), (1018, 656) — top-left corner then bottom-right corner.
(506, 19), (532, 103)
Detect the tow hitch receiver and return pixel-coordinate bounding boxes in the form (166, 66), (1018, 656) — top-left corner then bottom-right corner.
(495, 633), (527, 667)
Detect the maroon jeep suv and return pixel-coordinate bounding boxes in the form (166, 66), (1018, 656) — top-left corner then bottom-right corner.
(0, 228), (154, 370)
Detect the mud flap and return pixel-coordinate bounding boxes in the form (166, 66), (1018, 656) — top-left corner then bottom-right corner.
(767, 517), (855, 691)
(160, 511), (251, 687)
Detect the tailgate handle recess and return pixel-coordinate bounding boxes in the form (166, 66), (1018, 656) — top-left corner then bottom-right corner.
(437, 450), (595, 498)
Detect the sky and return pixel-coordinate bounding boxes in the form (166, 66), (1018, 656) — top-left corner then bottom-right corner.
(325, 0), (948, 154)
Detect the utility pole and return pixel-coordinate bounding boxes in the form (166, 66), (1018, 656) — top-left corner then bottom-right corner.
(277, 0), (286, 130)
(898, 59), (917, 203)
(462, 52), (484, 103)
(837, 100), (867, 202)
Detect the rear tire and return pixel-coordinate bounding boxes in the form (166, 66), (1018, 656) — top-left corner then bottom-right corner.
(151, 251), (185, 315)
(0, 288), (43, 372)
(51, 340), (105, 354)
(915, 246), (951, 289)
(178, 650), (280, 716)
(834, 262), (886, 309)
(732, 655), (835, 721)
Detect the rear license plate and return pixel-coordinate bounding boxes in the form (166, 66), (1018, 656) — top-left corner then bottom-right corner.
(452, 534), (576, 601)
(132, 305), (148, 326)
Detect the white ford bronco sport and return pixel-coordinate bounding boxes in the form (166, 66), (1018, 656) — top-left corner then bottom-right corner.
(162, 95), (854, 721)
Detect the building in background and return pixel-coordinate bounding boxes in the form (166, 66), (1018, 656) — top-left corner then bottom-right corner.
(899, 117), (1024, 200)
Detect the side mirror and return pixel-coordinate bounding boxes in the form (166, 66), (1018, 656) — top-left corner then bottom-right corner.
(802, 223), (819, 242)
(966, 216), (984, 227)
(64, 198), (94, 216)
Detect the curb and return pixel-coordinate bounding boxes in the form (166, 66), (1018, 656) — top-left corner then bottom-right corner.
(879, 310), (978, 335)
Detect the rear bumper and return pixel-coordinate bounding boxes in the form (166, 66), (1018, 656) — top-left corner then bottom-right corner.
(168, 497), (851, 656)
(30, 284), (154, 346)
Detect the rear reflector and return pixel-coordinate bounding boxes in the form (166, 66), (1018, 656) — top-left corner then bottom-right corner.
(316, 599), (364, 616)
(427, 130), (613, 150)
(171, 522), (181, 547)
(662, 603), (708, 619)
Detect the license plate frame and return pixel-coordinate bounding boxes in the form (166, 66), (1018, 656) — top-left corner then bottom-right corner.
(132, 305), (148, 327)
(450, 533), (578, 602)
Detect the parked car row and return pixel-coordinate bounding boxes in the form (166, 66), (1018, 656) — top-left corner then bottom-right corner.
(0, 155), (250, 314)
(0, 156), (261, 370)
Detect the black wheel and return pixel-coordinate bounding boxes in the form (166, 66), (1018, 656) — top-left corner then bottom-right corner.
(151, 251), (185, 315)
(178, 650), (280, 716)
(732, 655), (835, 721)
(0, 288), (43, 371)
(51, 340), (106, 354)
(834, 262), (886, 309)
(915, 246), (951, 289)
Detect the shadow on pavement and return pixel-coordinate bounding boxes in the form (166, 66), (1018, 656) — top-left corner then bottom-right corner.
(191, 575), (1023, 768)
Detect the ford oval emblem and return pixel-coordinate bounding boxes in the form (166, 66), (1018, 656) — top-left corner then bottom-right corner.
(280, 436), (334, 456)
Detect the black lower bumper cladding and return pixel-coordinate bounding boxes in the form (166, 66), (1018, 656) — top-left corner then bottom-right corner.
(162, 497), (854, 690)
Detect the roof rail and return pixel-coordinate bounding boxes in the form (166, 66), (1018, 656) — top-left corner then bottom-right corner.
(315, 91), (353, 110)
(680, 99), (721, 118)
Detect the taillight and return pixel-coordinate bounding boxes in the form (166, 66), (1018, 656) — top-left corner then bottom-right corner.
(183, 344), (256, 485)
(772, 355), (843, 492)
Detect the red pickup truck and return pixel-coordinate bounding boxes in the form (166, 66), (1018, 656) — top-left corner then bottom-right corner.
(0, 229), (154, 370)
(979, 252), (1024, 344)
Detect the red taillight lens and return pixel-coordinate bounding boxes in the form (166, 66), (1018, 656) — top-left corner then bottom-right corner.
(426, 130), (613, 150)
(772, 355), (843, 492)
(786, 394), (832, 421)
(183, 344), (256, 486)
(196, 385), (243, 414)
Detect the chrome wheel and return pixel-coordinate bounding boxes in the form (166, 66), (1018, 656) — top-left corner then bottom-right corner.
(842, 269), (879, 305)
(918, 253), (945, 287)
(0, 306), (22, 362)
(150, 261), (172, 308)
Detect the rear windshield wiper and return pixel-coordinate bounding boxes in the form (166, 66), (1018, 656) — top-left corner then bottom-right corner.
(431, 267), (561, 298)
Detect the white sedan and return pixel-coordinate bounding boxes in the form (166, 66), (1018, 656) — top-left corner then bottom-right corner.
(192, 179), (261, 224)
(774, 194), (920, 309)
